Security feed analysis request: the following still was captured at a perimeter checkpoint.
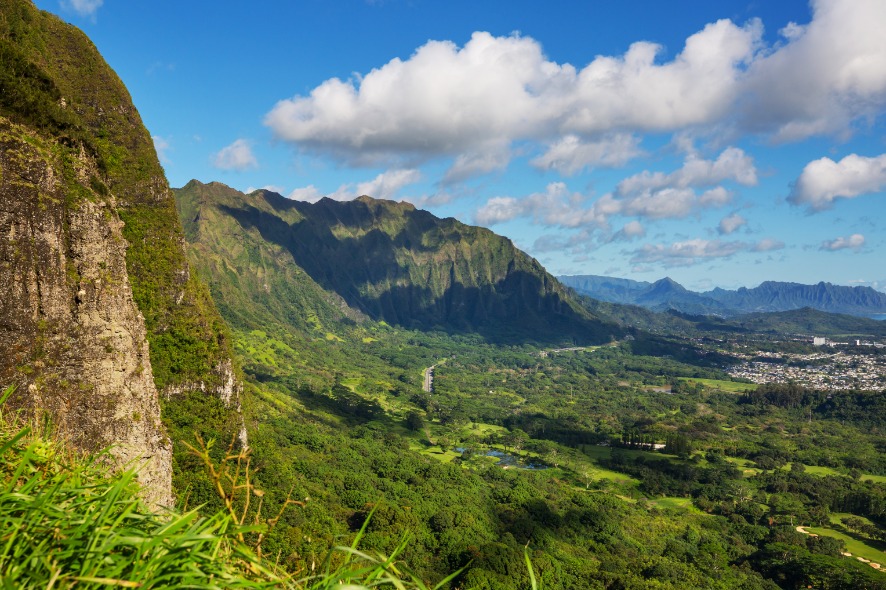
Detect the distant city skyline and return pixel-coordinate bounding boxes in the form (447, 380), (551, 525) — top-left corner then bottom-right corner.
(34, 0), (886, 292)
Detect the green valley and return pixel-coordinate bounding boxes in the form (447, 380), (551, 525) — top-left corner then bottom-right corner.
(1, 1), (885, 589)
(167, 178), (886, 588)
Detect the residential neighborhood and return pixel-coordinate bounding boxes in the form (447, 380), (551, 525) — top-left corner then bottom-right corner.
(727, 348), (886, 390)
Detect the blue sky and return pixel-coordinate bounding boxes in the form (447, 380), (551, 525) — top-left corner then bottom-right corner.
(38, 0), (886, 291)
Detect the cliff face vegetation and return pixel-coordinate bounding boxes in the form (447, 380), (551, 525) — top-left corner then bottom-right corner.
(0, 0), (242, 503)
(0, 117), (172, 506)
(175, 180), (620, 345)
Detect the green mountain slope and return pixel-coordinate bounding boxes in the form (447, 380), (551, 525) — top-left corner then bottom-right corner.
(175, 180), (620, 345)
(176, 180), (359, 339)
(731, 307), (886, 338)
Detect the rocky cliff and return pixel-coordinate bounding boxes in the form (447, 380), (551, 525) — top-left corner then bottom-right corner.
(0, 117), (173, 506)
(0, 0), (243, 504)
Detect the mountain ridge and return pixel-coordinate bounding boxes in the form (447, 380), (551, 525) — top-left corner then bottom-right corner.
(560, 274), (886, 318)
(176, 180), (622, 345)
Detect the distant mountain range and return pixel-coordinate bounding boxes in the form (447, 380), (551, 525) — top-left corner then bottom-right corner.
(559, 275), (886, 318)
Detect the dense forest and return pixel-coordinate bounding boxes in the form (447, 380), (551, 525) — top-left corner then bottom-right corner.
(167, 279), (886, 588)
(1, 1), (885, 588)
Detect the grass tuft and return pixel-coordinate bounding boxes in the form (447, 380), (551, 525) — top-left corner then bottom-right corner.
(0, 386), (467, 589)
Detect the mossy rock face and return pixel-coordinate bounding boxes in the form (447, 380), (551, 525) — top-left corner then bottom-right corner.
(0, 115), (173, 506)
(0, 0), (238, 395)
(0, 0), (242, 502)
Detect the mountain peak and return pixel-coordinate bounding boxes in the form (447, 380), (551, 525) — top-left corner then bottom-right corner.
(649, 277), (687, 293)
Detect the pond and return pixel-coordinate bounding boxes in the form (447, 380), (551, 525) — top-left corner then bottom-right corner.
(458, 448), (549, 470)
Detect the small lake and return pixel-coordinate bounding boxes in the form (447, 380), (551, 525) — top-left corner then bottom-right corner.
(457, 448), (549, 470)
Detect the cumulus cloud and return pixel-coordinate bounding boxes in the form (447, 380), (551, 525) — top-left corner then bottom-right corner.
(246, 185), (285, 195)
(212, 139), (258, 171)
(789, 153), (886, 211)
(355, 168), (423, 200)
(630, 238), (747, 267)
(265, 0), (886, 174)
(474, 182), (603, 228)
(586, 148), (753, 222)
(611, 221), (646, 242)
(400, 191), (456, 208)
(530, 134), (643, 175)
(742, 0), (886, 140)
(287, 185), (325, 203)
(475, 148), (750, 232)
(615, 147), (757, 195)
(630, 236), (784, 267)
(718, 212), (747, 235)
(61, 0), (103, 17)
(442, 142), (510, 184)
(265, 22), (760, 168)
(820, 233), (865, 251)
(286, 169), (422, 203)
(474, 148), (757, 239)
(474, 196), (524, 225)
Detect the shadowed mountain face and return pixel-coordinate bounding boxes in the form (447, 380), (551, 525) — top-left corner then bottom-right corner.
(176, 181), (620, 344)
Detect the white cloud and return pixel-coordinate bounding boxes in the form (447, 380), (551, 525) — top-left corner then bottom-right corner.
(630, 238), (748, 267)
(615, 147), (757, 195)
(61, 0), (103, 17)
(588, 148), (753, 222)
(265, 22), (759, 167)
(355, 168), (422, 200)
(474, 182), (603, 228)
(474, 196), (525, 225)
(820, 233), (865, 251)
(717, 213), (747, 235)
(442, 142), (510, 184)
(266, 0), (886, 175)
(630, 236), (784, 267)
(789, 153), (886, 211)
(401, 191), (456, 208)
(474, 150), (748, 232)
(246, 185), (285, 195)
(611, 221), (646, 242)
(752, 238), (785, 252)
(530, 134), (643, 175)
(779, 22), (806, 42)
(286, 169), (422, 203)
(742, 0), (886, 140)
(212, 139), (258, 171)
(287, 185), (325, 203)
(151, 136), (171, 165)
(564, 19), (761, 134)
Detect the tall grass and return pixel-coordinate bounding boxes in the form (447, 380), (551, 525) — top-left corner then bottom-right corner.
(0, 386), (464, 589)
(0, 386), (280, 588)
